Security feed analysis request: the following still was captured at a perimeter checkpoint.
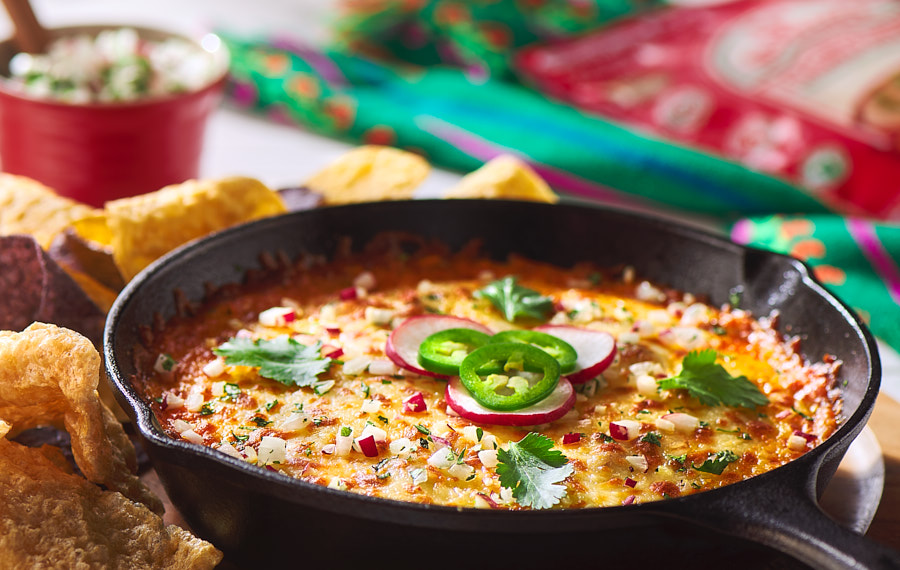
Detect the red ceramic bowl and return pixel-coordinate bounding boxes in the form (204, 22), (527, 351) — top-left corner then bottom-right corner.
(0, 25), (229, 207)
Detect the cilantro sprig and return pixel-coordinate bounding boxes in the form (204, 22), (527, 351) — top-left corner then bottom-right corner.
(214, 336), (332, 388)
(657, 350), (767, 408)
(496, 433), (573, 509)
(693, 450), (739, 475)
(475, 276), (554, 322)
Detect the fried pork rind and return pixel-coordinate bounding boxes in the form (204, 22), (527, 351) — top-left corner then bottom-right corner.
(0, 323), (162, 514)
(106, 176), (287, 281)
(0, 174), (97, 248)
(0, 419), (222, 569)
(443, 154), (559, 203)
(305, 145), (430, 204)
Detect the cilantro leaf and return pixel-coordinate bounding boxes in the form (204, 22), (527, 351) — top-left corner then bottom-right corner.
(657, 350), (767, 408)
(214, 336), (332, 387)
(693, 450), (739, 475)
(496, 433), (573, 509)
(475, 276), (554, 322)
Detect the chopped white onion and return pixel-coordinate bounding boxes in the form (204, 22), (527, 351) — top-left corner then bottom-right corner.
(184, 392), (204, 412)
(218, 442), (243, 460)
(365, 307), (395, 326)
(335, 433), (354, 456)
(427, 447), (456, 470)
(211, 381), (226, 397)
(279, 412), (311, 432)
(258, 306), (295, 327)
(389, 437), (414, 458)
(258, 436), (287, 466)
(636, 374), (659, 396)
(448, 463), (475, 480)
(788, 434), (809, 451)
(626, 455), (649, 472)
(313, 380), (335, 395)
(680, 303), (710, 326)
(636, 281), (666, 302)
(367, 359), (397, 376)
(409, 467), (428, 486)
(164, 392), (184, 410)
(342, 356), (372, 376)
(180, 429), (203, 445)
(629, 361), (664, 377)
(478, 449), (499, 468)
(655, 418), (676, 433)
(460, 425), (481, 443)
(360, 399), (381, 414)
(202, 358), (226, 378)
(353, 271), (377, 291)
(661, 412), (700, 433)
(171, 419), (193, 434)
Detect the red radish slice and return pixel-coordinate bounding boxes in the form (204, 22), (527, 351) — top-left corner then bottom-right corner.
(386, 315), (492, 378)
(356, 434), (378, 457)
(534, 325), (616, 384)
(445, 377), (575, 426)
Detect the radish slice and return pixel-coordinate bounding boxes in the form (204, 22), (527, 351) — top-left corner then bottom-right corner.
(386, 315), (492, 378)
(610, 419), (642, 441)
(534, 325), (616, 384)
(445, 377), (575, 426)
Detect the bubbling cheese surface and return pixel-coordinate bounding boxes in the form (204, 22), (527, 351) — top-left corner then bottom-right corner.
(137, 242), (842, 510)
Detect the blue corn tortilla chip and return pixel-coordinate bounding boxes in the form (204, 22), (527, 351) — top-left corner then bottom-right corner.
(0, 235), (104, 345)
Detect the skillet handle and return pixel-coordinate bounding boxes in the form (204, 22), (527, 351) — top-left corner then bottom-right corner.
(667, 466), (900, 570)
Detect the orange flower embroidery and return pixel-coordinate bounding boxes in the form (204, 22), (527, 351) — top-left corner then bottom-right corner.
(780, 219), (814, 240)
(363, 125), (397, 146)
(790, 238), (826, 261)
(813, 265), (846, 286)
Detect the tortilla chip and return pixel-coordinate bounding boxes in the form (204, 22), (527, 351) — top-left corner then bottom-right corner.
(106, 176), (287, 281)
(443, 155), (559, 203)
(0, 174), (97, 248)
(0, 323), (162, 514)
(0, 236), (105, 345)
(0, 431), (222, 569)
(305, 145), (430, 204)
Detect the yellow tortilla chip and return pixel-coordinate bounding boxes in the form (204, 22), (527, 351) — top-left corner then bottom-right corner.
(443, 155), (559, 203)
(305, 145), (430, 204)
(0, 174), (98, 248)
(106, 176), (287, 281)
(0, 323), (162, 513)
(0, 428), (222, 569)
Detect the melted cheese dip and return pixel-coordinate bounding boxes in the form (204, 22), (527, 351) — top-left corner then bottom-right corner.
(136, 243), (842, 509)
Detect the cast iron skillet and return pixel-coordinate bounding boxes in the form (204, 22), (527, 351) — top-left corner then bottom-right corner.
(105, 200), (897, 569)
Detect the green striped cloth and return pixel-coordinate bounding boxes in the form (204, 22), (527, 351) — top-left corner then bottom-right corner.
(220, 0), (900, 353)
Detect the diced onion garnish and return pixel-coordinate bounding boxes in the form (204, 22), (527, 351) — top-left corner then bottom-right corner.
(202, 358), (226, 378)
(624, 477), (637, 488)
(342, 356), (372, 376)
(365, 307), (395, 326)
(171, 419), (193, 434)
(327, 477), (348, 491)
(360, 399), (381, 414)
(353, 271), (376, 291)
(389, 437), (414, 458)
(180, 430), (203, 444)
(636, 281), (666, 302)
(788, 434), (810, 451)
(321, 444), (336, 455)
(655, 418), (676, 433)
(427, 447), (456, 470)
(258, 306), (296, 327)
(279, 412), (310, 431)
(335, 433), (354, 456)
(153, 353), (176, 373)
(367, 359), (397, 376)
(184, 392), (204, 412)
(478, 449), (498, 468)
(409, 467), (428, 486)
(313, 380), (335, 395)
(626, 455), (649, 472)
(164, 392), (184, 410)
(258, 436), (287, 465)
(636, 374), (659, 397)
(448, 463), (475, 480)
(403, 392), (427, 413)
(218, 442), (243, 460)
(661, 412), (700, 433)
(680, 303), (710, 326)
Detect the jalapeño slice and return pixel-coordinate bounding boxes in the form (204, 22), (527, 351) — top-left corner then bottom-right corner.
(458, 343), (560, 411)
(489, 329), (577, 373)
(417, 328), (492, 376)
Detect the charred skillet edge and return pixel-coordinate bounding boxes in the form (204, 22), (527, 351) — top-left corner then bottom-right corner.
(103, 199), (880, 530)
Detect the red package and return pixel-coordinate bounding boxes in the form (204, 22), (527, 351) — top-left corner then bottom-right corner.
(516, 0), (900, 219)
